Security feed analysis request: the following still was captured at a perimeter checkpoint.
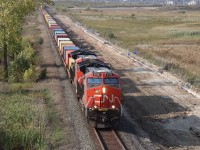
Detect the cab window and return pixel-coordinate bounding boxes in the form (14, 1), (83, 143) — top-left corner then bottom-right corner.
(87, 78), (102, 88)
(104, 78), (119, 87)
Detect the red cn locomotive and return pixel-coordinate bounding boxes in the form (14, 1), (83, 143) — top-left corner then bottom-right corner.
(69, 50), (122, 128)
(81, 67), (121, 128)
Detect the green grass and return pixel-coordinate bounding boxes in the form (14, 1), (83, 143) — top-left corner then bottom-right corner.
(169, 30), (200, 38)
(0, 85), (46, 149)
(42, 90), (63, 148)
(0, 83), (63, 149)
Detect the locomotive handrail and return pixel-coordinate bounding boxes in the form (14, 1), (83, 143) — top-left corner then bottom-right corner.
(115, 97), (123, 116)
(85, 96), (95, 117)
(86, 95), (101, 108)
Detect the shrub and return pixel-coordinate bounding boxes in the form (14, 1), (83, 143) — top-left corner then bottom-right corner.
(8, 53), (29, 82)
(8, 39), (35, 83)
(38, 68), (47, 80)
(178, 10), (186, 14)
(163, 63), (173, 71)
(62, 8), (67, 12)
(131, 13), (135, 18)
(108, 32), (116, 40)
(37, 37), (44, 45)
(23, 65), (38, 82)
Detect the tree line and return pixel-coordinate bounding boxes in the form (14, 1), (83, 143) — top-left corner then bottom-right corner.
(0, 0), (53, 82)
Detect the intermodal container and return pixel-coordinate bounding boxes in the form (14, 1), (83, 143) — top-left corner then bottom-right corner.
(54, 30), (65, 39)
(55, 34), (68, 44)
(59, 41), (73, 52)
(57, 38), (70, 47)
(63, 46), (80, 61)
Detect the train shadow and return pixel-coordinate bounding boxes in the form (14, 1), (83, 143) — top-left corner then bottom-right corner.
(116, 95), (200, 148)
(123, 95), (187, 118)
(40, 63), (63, 68)
(136, 81), (174, 87)
(121, 77), (141, 94)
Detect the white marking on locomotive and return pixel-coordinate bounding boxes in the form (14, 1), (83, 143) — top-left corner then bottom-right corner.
(102, 94), (118, 103)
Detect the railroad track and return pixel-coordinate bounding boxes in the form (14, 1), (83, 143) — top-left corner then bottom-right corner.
(94, 128), (126, 150)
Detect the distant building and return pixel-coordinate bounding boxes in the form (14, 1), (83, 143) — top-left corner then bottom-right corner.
(188, 0), (198, 5)
(165, 0), (174, 5)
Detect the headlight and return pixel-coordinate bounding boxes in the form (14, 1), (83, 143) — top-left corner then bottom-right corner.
(111, 105), (116, 109)
(102, 87), (106, 94)
(94, 105), (98, 109)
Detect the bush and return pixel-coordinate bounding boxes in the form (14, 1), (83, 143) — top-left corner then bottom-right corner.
(131, 13), (135, 18)
(178, 10), (186, 14)
(8, 39), (36, 83)
(37, 37), (44, 45)
(23, 65), (38, 82)
(8, 53), (30, 82)
(108, 32), (116, 40)
(38, 68), (47, 80)
(163, 63), (173, 71)
(62, 8), (67, 12)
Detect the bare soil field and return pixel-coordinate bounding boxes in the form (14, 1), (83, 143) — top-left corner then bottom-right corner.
(35, 11), (78, 149)
(50, 8), (200, 149)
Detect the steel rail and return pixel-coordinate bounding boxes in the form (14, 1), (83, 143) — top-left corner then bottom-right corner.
(94, 128), (126, 150)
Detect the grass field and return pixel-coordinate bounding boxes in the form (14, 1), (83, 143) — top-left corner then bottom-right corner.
(55, 2), (200, 88)
(0, 12), (62, 149)
(0, 83), (46, 149)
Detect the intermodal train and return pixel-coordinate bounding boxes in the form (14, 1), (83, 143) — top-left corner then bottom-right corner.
(40, 6), (122, 128)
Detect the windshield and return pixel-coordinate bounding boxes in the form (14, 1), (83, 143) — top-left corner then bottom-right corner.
(87, 78), (102, 88)
(104, 78), (119, 87)
(87, 78), (119, 88)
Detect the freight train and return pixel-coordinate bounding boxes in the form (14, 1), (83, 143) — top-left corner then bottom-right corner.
(40, 6), (122, 128)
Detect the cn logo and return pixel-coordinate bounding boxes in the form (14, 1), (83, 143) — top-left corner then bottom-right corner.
(102, 94), (117, 103)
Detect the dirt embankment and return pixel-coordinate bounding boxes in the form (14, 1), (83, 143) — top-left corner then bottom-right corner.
(52, 10), (200, 149)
